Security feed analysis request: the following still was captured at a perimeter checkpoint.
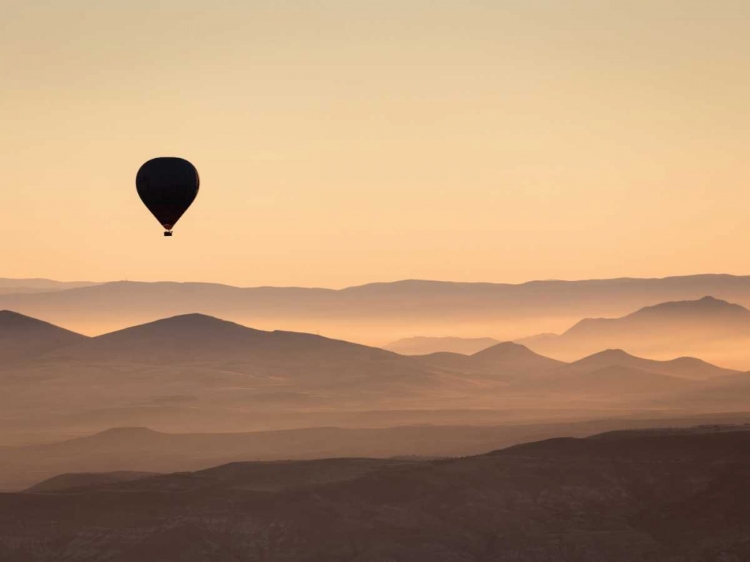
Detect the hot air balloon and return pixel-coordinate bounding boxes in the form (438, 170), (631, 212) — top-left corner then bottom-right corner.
(136, 157), (200, 236)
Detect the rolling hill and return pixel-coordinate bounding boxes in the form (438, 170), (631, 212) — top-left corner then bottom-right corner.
(415, 341), (564, 379)
(8, 412), (750, 492)
(0, 313), (469, 441)
(0, 310), (88, 363)
(470, 341), (565, 371)
(563, 348), (739, 380)
(565, 296), (750, 338)
(523, 296), (750, 366)
(0, 311), (745, 448)
(3, 426), (750, 561)
(25, 471), (156, 493)
(50, 313), (404, 369)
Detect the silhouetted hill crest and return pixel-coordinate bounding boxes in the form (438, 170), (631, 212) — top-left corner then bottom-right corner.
(470, 341), (565, 372)
(0, 310), (79, 332)
(74, 313), (388, 356)
(572, 348), (642, 365)
(91, 314), (390, 353)
(517, 296), (750, 365)
(566, 296), (750, 337)
(26, 471), (155, 493)
(566, 348), (737, 380)
(633, 295), (750, 317)
(472, 341), (548, 360)
(0, 310), (87, 362)
(33, 313), (441, 394)
(101, 312), (258, 334)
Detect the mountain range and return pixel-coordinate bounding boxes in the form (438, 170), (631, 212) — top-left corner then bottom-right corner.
(7, 274), (750, 344)
(521, 296), (750, 365)
(1, 308), (749, 450)
(0, 278), (97, 295)
(0, 312), (453, 443)
(5, 412), (750, 492)
(3, 426), (750, 561)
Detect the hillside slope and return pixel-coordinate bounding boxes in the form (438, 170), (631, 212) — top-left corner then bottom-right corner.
(2, 427), (750, 561)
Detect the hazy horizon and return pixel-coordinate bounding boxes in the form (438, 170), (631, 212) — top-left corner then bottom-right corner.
(6, 271), (750, 290)
(8, 276), (750, 369)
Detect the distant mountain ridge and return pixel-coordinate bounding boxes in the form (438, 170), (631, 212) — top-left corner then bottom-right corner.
(564, 348), (738, 380)
(523, 296), (750, 366)
(385, 336), (500, 355)
(565, 296), (750, 337)
(6, 274), (750, 342)
(414, 341), (564, 379)
(0, 278), (98, 295)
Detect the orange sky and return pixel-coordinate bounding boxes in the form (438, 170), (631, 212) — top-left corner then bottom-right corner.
(2, 1), (749, 288)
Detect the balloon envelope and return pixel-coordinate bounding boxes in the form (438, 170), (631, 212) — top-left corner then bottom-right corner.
(136, 157), (199, 232)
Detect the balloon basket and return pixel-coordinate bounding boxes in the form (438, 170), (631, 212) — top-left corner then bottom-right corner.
(164, 231), (173, 237)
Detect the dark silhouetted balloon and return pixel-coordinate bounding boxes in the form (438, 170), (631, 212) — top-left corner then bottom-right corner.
(136, 157), (199, 236)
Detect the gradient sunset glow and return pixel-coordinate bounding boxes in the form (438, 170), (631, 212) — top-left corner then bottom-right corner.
(2, 1), (749, 287)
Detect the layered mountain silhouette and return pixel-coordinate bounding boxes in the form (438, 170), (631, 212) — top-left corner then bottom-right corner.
(563, 348), (738, 380)
(3, 426), (750, 561)
(2, 302), (750, 560)
(565, 296), (750, 338)
(6, 274), (750, 343)
(415, 341), (564, 378)
(6, 413), (750, 492)
(1, 310), (747, 453)
(0, 313), (454, 438)
(466, 347), (708, 397)
(522, 296), (750, 365)
(50, 313), (403, 369)
(0, 278), (97, 295)
(25, 471), (155, 493)
(385, 336), (500, 355)
(471, 341), (565, 370)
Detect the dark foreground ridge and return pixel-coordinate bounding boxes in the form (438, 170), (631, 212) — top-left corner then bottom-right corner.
(2, 425), (750, 561)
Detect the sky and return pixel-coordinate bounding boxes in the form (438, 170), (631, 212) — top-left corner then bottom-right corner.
(2, 0), (749, 288)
